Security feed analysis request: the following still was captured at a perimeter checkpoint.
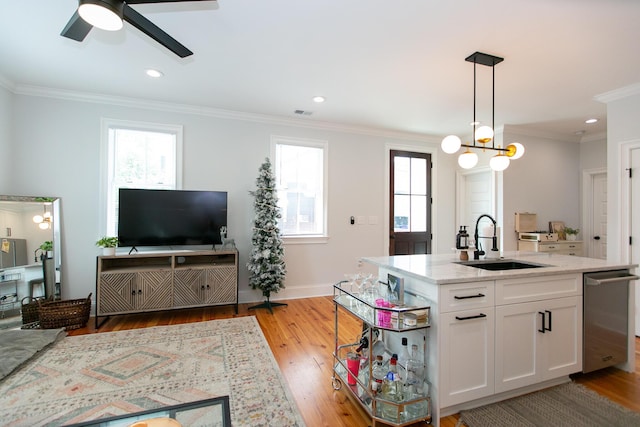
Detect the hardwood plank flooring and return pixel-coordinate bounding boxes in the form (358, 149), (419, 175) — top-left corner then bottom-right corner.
(68, 296), (640, 426)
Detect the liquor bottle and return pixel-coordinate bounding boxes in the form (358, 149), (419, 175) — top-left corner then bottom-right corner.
(397, 337), (411, 382)
(381, 355), (403, 421)
(371, 355), (385, 394)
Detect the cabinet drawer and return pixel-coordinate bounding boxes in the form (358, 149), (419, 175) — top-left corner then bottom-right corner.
(539, 242), (582, 253)
(440, 281), (494, 313)
(495, 274), (581, 305)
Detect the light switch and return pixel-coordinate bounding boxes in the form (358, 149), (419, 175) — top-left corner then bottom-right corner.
(356, 216), (366, 225)
(368, 216), (378, 225)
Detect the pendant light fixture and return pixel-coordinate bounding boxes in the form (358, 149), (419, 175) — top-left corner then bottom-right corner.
(33, 205), (53, 230)
(441, 52), (525, 171)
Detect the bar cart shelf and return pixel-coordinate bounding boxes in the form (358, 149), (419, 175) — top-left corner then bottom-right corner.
(332, 279), (432, 426)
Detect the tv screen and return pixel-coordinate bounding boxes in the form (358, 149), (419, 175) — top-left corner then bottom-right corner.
(118, 189), (228, 247)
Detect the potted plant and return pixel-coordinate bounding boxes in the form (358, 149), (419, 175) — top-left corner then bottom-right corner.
(39, 241), (53, 259)
(96, 236), (119, 255)
(563, 226), (580, 241)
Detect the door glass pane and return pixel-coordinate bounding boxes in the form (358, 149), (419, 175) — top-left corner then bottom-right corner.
(394, 195), (410, 231)
(394, 157), (411, 195)
(411, 158), (427, 195)
(411, 195), (427, 232)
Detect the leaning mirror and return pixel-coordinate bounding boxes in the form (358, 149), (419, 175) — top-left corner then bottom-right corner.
(0, 195), (61, 327)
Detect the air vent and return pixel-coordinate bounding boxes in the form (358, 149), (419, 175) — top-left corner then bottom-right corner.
(294, 110), (313, 116)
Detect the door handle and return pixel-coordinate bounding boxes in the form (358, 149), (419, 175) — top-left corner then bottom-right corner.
(538, 311), (546, 333)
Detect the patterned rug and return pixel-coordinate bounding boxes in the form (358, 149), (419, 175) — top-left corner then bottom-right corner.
(458, 382), (640, 427)
(0, 317), (306, 426)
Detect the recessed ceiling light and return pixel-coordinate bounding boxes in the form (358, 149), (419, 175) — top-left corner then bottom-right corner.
(312, 96), (325, 103)
(145, 69), (164, 78)
(585, 118), (598, 124)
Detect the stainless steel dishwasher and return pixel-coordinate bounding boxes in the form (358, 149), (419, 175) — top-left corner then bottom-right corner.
(583, 270), (638, 373)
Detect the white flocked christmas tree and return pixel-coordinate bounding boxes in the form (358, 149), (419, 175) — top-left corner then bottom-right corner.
(247, 158), (287, 313)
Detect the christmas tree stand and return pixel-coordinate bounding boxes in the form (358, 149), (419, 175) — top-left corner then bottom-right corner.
(248, 296), (288, 314)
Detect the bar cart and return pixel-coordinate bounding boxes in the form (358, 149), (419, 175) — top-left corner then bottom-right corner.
(332, 278), (432, 426)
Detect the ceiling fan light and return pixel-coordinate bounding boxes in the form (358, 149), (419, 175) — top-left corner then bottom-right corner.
(441, 135), (462, 154)
(78, 0), (124, 31)
(506, 142), (525, 160)
(490, 153), (510, 171)
(474, 125), (494, 144)
(458, 149), (478, 169)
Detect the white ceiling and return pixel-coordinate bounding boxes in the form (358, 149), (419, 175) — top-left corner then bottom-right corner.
(2, 0), (639, 141)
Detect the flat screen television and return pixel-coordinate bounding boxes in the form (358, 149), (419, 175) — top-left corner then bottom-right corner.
(118, 189), (228, 247)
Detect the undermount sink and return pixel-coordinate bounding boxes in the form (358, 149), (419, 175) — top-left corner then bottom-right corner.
(456, 259), (549, 271)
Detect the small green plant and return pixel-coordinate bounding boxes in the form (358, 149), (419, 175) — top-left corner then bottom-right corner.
(563, 226), (579, 235)
(40, 241), (53, 251)
(96, 236), (119, 248)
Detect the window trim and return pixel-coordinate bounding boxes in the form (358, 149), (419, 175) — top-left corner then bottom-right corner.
(99, 118), (184, 235)
(270, 135), (329, 244)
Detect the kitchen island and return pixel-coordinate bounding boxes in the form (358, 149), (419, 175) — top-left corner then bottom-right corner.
(361, 251), (637, 426)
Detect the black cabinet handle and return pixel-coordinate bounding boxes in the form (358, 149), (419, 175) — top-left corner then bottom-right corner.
(131, 290), (136, 296)
(454, 293), (485, 300)
(538, 311), (546, 333)
(538, 310), (552, 333)
(138, 289), (142, 295)
(594, 236), (601, 240)
(455, 313), (487, 321)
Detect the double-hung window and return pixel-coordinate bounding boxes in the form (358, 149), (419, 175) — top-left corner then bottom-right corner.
(101, 119), (183, 236)
(272, 136), (328, 241)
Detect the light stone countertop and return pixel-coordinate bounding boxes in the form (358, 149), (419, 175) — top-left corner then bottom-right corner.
(362, 251), (638, 285)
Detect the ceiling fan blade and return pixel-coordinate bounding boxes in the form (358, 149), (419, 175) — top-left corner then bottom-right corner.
(126, 0), (215, 4)
(123, 4), (193, 58)
(60, 10), (93, 42)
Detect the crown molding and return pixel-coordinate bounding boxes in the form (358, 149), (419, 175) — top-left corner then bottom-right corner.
(11, 82), (440, 144)
(579, 131), (607, 144)
(595, 82), (640, 104)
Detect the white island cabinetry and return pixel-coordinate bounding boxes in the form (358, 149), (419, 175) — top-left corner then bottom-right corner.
(362, 252), (634, 427)
(439, 281), (495, 407)
(494, 274), (582, 393)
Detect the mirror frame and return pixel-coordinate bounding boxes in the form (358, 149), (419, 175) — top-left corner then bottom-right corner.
(0, 195), (61, 299)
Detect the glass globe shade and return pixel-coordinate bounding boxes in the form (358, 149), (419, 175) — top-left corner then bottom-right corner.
(458, 150), (478, 169)
(506, 142), (525, 160)
(441, 135), (462, 154)
(33, 214), (44, 224)
(490, 154), (510, 171)
(79, 3), (124, 31)
(39, 222), (50, 230)
(475, 126), (494, 144)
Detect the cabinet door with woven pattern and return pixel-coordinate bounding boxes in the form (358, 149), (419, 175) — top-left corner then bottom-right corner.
(134, 270), (173, 310)
(173, 268), (206, 307)
(204, 265), (237, 305)
(98, 272), (136, 314)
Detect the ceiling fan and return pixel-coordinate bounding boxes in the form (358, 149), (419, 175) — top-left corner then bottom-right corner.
(61, 0), (215, 58)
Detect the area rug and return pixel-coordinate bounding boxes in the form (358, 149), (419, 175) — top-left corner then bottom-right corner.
(0, 317), (306, 426)
(458, 382), (640, 427)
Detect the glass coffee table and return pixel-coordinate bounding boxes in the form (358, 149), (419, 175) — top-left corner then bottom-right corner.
(66, 396), (231, 427)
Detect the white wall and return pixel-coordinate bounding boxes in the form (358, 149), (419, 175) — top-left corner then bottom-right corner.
(500, 126), (581, 251)
(7, 92), (456, 302)
(603, 87), (640, 262)
(0, 84), (12, 192)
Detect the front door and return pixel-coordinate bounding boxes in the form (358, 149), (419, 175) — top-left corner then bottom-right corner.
(389, 150), (432, 255)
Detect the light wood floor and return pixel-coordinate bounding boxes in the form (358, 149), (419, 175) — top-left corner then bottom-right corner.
(68, 296), (640, 427)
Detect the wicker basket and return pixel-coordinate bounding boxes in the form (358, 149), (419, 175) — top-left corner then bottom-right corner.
(21, 296), (46, 326)
(37, 293), (92, 330)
